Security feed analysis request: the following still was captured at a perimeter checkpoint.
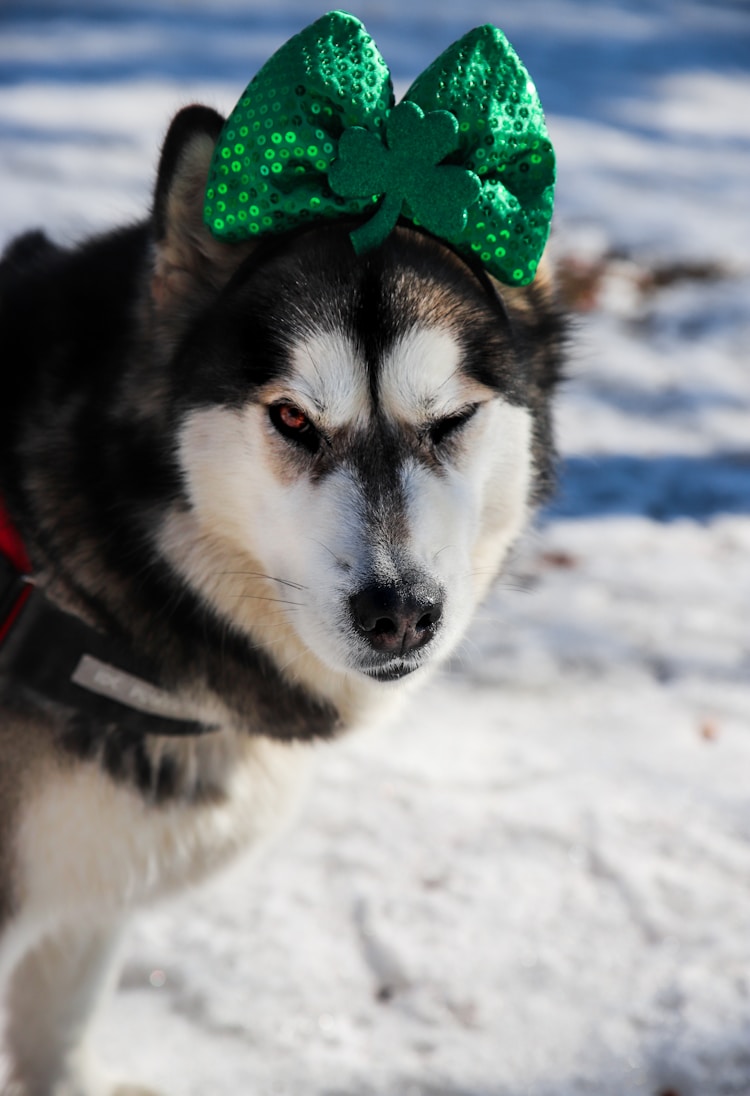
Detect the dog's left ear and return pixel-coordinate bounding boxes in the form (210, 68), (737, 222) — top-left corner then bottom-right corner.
(151, 105), (254, 316)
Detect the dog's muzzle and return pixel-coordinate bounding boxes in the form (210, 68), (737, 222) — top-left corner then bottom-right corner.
(349, 577), (443, 674)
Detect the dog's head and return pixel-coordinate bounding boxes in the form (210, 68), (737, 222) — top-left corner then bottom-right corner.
(151, 108), (562, 691)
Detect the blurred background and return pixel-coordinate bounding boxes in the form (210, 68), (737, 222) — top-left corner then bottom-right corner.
(1, 2), (749, 1094)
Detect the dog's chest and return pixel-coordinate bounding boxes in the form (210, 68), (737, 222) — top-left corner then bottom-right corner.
(15, 737), (312, 921)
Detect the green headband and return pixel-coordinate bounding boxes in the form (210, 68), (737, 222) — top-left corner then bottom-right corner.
(203, 11), (555, 286)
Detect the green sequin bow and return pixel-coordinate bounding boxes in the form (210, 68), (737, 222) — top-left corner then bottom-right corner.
(203, 10), (555, 286)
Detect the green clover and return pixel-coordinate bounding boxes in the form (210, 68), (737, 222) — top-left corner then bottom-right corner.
(328, 100), (481, 254)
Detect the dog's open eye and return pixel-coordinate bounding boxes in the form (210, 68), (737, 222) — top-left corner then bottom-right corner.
(429, 404), (479, 447)
(268, 402), (320, 454)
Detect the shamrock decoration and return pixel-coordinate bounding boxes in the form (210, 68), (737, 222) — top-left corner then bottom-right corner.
(328, 101), (481, 254)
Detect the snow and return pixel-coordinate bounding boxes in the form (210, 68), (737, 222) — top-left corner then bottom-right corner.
(1, 1), (749, 1093)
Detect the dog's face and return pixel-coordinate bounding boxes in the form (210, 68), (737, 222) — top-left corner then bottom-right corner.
(167, 228), (534, 685)
(152, 111), (556, 691)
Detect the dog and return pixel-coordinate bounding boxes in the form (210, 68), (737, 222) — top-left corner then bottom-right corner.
(0, 97), (563, 1094)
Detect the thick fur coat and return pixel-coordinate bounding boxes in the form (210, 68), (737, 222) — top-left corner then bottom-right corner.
(0, 105), (563, 1095)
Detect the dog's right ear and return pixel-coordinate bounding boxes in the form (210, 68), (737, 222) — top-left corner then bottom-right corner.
(151, 105), (255, 318)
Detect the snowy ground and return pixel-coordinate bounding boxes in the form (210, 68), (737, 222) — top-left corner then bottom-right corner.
(1, 1), (749, 1094)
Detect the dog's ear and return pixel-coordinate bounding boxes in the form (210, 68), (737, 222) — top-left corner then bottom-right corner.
(151, 105), (254, 316)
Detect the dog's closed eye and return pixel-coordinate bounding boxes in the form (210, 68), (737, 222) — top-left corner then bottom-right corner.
(427, 404), (479, 447)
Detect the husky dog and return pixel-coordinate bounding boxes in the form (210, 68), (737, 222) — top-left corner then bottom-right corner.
(0, 102), (562, 1095)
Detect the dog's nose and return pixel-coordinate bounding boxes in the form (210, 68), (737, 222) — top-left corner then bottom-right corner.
(349, 580), (443, 654)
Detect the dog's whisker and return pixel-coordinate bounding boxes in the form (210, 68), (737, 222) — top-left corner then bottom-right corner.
(249, 613), (301, 628)
(229, 594), (305, 607)
(434, 366), (463, 394)
(305, 537), (349, 568)
(217, 570), (308, 591)
(274, 645), (321, 678)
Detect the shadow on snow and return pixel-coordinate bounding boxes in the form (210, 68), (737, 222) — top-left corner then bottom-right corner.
(545, 452), (750, 523)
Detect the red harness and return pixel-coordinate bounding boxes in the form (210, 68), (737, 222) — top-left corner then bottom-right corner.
(0, 494), (33, 646)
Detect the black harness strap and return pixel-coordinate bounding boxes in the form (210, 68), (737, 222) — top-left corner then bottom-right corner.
(0, 554), (215, 737)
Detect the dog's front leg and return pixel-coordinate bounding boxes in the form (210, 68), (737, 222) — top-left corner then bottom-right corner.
(2, 918), (160, 1096)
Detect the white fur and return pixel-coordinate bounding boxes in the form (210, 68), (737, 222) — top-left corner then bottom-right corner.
(15, 740), (311, 925)
(286, 332), (371, 429)
(379, 326), (485, 421)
